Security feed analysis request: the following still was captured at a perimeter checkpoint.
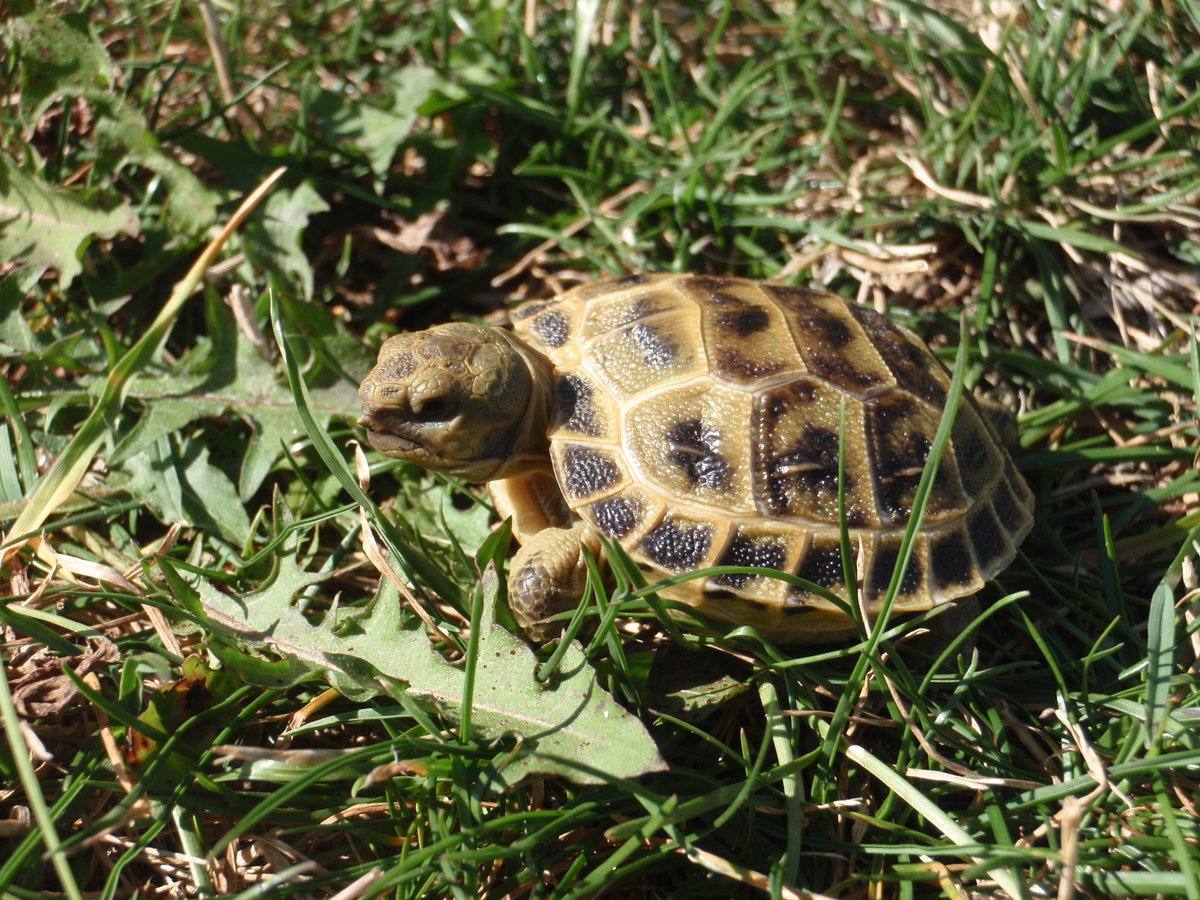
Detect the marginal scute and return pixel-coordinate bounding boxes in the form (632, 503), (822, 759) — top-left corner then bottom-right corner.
(967, 502), (1010, 573)
(794, 538), (846, 592)
(589, 495), (642, 538)
(930, 528), (976, 591)
(989, 475), (1026, 532)
(866, 538), (923, 598)
(581, 484), (661, 547)
(713, 531), (789, 588)
(531, 309), (570, 348)
(552, 373), (607, 437)
(557, 444), (620, 500)
(496, 273), (1034, 642)
(639, 516), (715, 572)
(952, 403), (1003, 499)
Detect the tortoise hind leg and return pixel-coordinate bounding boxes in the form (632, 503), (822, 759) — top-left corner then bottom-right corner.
(508, 525), (602, 641)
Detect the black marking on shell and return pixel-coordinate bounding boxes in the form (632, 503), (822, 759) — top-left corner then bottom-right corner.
(639, 518), (713, 571)
(794, 540), (845, 590)
(761, 423), (844, 517)
(800, 304), (855, 348)
(867, 544), (922, 597)
(667, 418), (731, 491)
(764, 380), (819, 418)
(764, 284), (831, 314)
(990, 477), (1026, 532)
(781, 604), (822, 617)
(847, 303), (946, 404)
(624, 297), (668, 324)
(714, 302), (771, 336)
(532, 310), (569, 348)
(715, 349), (783, 381)
(553, 374), (603, 436)
(615, 273), (649, 287)
(768, 285), (856, 346)
(560, 445), (620, 500)
(953, 409), (999, 498)
(682, 275), (738, 294)
(844, 506), (871, 528)
(714, 534), (787, 588)
(602, 295), (671, 330)
(703, 588), (740, 601)
(930, 530), (974, 590)
(774, 291), (888, 392)
(967, 503), (1008, 572)
(865, 394), (931, 524)
(512, 300), (554, 321)
(628, 322), (676, 368)
(801, 330), (881, 390)
(589, 496), (641, 538)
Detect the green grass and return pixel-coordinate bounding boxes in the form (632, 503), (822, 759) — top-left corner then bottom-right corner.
(2, 0), (1199, 897)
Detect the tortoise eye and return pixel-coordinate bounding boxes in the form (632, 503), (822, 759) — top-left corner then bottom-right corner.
(414, 397), (455, 422)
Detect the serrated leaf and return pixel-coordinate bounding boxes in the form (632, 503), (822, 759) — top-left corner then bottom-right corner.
(0, 156), (140, 288)
(8, 10), (216, 238)
(8, 11), (116, 113)
(246, 182), (329, 300)
(110, 295), (357, 501)
(310, 66), (445, 183)
(183, 554), (665, 785)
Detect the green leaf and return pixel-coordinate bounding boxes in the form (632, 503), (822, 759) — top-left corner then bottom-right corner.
(110, 294), (357, 501)
(0, 269), (42, 355)
(0, 155), (140, 288)
(179, 545), (665, 785)
(7, 10), (217, 238)
(123, 436), (252, 546)
(8, 11), (115, 113)
(310, 66), (445, 184)
(246, 182), (329, 300)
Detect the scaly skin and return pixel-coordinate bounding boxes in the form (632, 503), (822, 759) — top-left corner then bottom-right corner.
(507, 525), (602, 640)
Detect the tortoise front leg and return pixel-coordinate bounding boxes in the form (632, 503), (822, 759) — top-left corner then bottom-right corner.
(508, 524), (602, 641)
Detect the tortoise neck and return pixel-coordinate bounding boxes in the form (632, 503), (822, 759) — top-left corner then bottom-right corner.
(487, 332), (555, 480)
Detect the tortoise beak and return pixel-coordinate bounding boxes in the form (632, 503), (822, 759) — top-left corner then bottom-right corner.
(358, 411), (427, 458)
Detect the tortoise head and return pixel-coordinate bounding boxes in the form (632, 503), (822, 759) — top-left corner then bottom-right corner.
(358, 323), (552, 481)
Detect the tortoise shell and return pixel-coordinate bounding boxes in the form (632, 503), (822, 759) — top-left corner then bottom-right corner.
(509, 273), (1034, 639)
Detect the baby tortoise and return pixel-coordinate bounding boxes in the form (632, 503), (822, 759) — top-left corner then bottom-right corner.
(358, 274), (1033, 642)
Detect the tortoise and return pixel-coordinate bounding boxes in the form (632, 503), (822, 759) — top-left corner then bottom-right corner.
(357, 273), (1034, 642)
